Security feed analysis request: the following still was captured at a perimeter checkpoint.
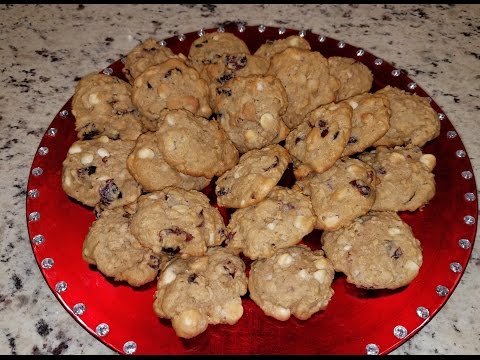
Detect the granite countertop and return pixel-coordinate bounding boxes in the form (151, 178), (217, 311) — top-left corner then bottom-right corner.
(0, 4), (479, 355)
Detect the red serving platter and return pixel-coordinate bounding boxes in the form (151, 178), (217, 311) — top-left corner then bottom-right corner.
(25, 25), (478, 355)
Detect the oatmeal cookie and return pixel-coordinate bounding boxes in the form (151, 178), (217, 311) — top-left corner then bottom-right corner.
(62, 136), (141, 210)
(267, 47), (340, 129)
(153, 246), (247, 338)
(129, 187), (226, 257)
(71, 73), (143, 141)
(156, 109), (239, 178)
(215, 144), (291, 208)
(131, 58), (212, 131)
(358, 146), (436, 212)
(328, 56), (373, 101)
(226, 186), (316, 260)
(254, 35), (311, 62)
(295, 157), (376, 231)
(214, 74), (289, 153)
(373, 85), (440, 147)
(321, 211), (423, 289)
(248, 245), (335, 321)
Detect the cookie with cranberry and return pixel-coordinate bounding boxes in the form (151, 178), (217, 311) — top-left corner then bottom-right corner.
(248, 245), (335, 321)
(373, 85), (440, 147)
(295, 157), (376, 231)
(131, 58), (212, 131)
(129, 187), (226, 257)
(71, 73), (143, 141)
(127, 132), (210, 192)
(267, 47), (340, 129)
(82, 207), (166, 287)
(122, 38), (186, 84)
(153, 246), (247, 339)
(188, 31), (251, 72)
(285, 101), (353, 179)
(321, 211), (423, 289)
(225, 186), (316, 260)
(156, 109), (239, 178)
(214, 74), (289, 153)
(215, 144), (291, 209)
(341, 92), (391, 157)
(62, 136), (141, 210)
(328, 56), (373, 102)
(254, 35), (311, 62)
(358, 145), (436, 212)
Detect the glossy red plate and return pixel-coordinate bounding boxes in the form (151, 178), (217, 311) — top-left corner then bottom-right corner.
(26, 25), (478, 355)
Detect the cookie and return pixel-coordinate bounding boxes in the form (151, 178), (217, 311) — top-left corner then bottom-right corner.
(122, 38), (185, 84)
(131, 58), (212, 131)
(126, 132), (210, 192)
(226, 186), (316, 260)
(341, 92), (391, 156)
(328, 56), (373, 102)
(62, 136), (141, 210)
(200, 53), (269, 108)
(153, 246), (248, 339)
(82, 207), (165, 287)
(71, 73), (143, 141)
(358, 146), (436, 212)
(254, 35), (311, 62)
(321, 211), (423, 289)
(248, 245), (335, 321)
(187, 31), (251, 72)
(267, 47), (340, 129)
(214, 74), (290, 153)
(373, 85), (440, 147)
(295, 157), (376, 231)
(129, 187), (226, 257)
(156, 109), (239, 178)
(285, 101), (353, 179)
(215, 144), (291, 209)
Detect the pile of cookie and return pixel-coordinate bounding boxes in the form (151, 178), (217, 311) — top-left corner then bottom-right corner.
(61, 31), (440, 339)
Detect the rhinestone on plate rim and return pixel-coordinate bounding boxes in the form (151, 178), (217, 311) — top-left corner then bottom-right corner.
(393, 325), (408, 339)
(96, 323), (110, 337)
(123, 341), (137, 355)
(416, 306), (430, 319)
(41, 257), (54, 269)
(28, 211), (40, 222)
(73, 303), (86, 316)
(28, 189), (40, 199)
(365, 343), (380, 355)
(55, 281), (68, 293)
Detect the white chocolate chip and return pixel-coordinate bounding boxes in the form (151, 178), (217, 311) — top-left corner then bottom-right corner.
(138, 147), (155, 159)
(346, 164), (365, 177)
(161, 267), (177, 285)
(166, 114), (176, 126)
(98, 175), (110, 181)
(171, 204), (189, 213)
(80, 153), (94, 165)
(88, 93), (100, 105)
(97, 148), (110, 158)
(405, 260), (420, 273)
(208, 232), (215, 245)
(388, 227), (401, 236)
(313, 269), (326, 283)
(256, 82), (264, 91)
(64, 174), (72, 186)
(298, 269), (309, 279)
(390, 152), (406, 162)
(148, 194), (159, 200)
(420, 154), (436, 171)
(274, 306), (291, 320)
(322, 214), (340, 228)
(343, 245), (352, 251)
(68, 144), (82, 154)
(294, 215), (308, 230)
(348, 100), (359, 109)
(98, 135), (109, 143)
(244, 129), (257, 142)
(314, 258), (329, 270)
(240, 199), (246, 206)
(260, 113), (276, 130)
(267, 222), (276, 230)
(288, 37), (300, 46)
(277, 253), (294, 267)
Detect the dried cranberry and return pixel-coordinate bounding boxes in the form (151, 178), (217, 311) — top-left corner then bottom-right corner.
(263, 156), (279, 171)
(99, 179), (122, 206)
(349, 180), (371, 196)
(187, 273), (198, 283)
(77, 165), (96, 177)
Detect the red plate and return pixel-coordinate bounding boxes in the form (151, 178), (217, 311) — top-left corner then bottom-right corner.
(25, 25), (478, 355)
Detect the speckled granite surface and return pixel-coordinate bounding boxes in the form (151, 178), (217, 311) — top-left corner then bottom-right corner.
(0, 3), (479, 355)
